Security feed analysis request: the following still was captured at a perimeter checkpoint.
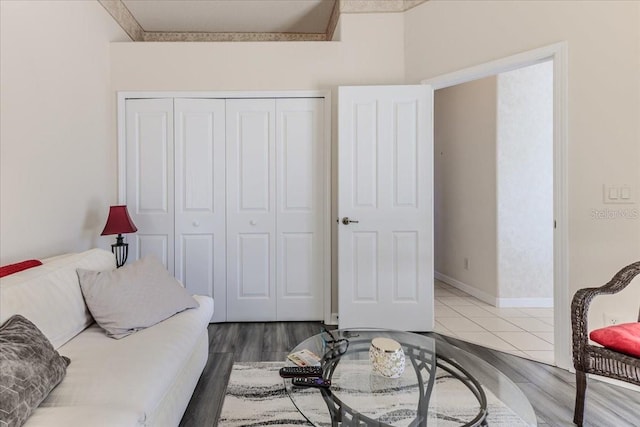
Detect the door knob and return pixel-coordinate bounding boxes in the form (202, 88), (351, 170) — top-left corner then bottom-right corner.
(342, 217), (359, 225)
(192, 221), (200, 227)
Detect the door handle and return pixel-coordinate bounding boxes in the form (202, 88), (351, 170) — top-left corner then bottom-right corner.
(342, 217), (359, 225)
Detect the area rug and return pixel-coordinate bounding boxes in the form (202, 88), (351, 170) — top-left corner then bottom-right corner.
(218, 362), (531, 427)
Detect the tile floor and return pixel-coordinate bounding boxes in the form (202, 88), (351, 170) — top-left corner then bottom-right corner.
(434, 279), (555, 365)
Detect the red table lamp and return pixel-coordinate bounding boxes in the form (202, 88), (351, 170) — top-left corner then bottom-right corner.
(101, 205), (137, 268)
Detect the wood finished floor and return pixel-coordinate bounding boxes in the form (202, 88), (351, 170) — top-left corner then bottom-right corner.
(179, 322), (639, 427)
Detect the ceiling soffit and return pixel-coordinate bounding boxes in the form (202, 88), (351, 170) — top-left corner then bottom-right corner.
(98, 0), (427, 42)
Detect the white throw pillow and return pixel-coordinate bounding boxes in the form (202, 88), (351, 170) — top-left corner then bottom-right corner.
(77, 256), (199, 339)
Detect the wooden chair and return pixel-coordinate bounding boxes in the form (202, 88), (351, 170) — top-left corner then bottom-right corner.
(571, 261), (640, 426)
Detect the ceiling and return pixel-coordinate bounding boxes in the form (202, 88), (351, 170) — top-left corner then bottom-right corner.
(121, 0), (336, 34)
(99, 0), (427, 42)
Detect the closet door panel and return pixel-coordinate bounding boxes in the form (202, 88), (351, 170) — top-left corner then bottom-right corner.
(137, 235), (169, 267)
(238, 114), (271, 211)
(174, 99), (226, 322)
(276, 98), (324, 320)
(125, 98), (175, 272)
(281, 232), (314, 295)
(238, 233), (271, 297)
(180, 234), (214, 295)
(226, 99), (277, 321)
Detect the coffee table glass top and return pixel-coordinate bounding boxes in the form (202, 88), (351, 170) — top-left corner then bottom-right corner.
(284, 329), (537, 427)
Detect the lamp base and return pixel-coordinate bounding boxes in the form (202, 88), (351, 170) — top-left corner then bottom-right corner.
(111, 234), (128, 268)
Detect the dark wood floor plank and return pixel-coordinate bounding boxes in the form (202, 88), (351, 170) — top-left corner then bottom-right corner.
(517, 382), (575, 427)
(179, 352), (233, 427)
(289, 321), (325, 351)
(581, 379), (640, 426)
(181, 322), (640, 427)
(262, 350), (289, 362)
(208, 322), (239, 353)
(234, 322), (265, 362)
(262, 322), (288, 353)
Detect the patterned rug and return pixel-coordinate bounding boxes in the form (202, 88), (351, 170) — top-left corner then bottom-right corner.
(218, 362), (532, 426)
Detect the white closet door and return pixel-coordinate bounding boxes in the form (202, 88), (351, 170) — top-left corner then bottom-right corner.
(125, 99), (175, 271)
(226, 99), (277, 321)
(174, 99), (226, 322)
(275, 98), (324, 320)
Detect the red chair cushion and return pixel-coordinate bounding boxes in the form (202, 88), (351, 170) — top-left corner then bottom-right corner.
(0, 259), (43, 278)
(590, 322), (640, 358)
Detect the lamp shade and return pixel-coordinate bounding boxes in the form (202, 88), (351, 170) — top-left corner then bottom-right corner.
(101, 205), (137, 236)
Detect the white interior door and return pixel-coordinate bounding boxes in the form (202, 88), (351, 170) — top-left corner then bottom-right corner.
(125, 98), (175, 272)
(275, 98), (325, 320)
(338, 85), (434, 331)
(174, 99), (226, 322)
(226, 99), (277, 321)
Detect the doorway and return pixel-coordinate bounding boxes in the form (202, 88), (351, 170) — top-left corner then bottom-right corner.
(422, 43), (570, 369)
(432, 61), (554, 365)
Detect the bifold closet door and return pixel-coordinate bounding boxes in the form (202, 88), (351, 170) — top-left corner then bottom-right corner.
(174, 99), (226, 322)
(226, 98), (325, 321)
(125, 96), (325, 322)
(125, 98), (175, 272)
(275, 98), (324, 321)
(226, 99), (277, 321)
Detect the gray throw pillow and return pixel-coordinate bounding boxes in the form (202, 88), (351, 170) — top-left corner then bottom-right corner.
(77, 255), (199, 339)
(0, 315), (71, 427)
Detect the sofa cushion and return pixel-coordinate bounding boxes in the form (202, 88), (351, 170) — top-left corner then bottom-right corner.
(41, 296), (213, 424)
(0, 315), (71, 427)
(0, 260), (42, 278)
(77, 255), (199, 339)
(23, 406), (141, 427)
(0, 249), (116, 349)
(590, 322), (640, 358)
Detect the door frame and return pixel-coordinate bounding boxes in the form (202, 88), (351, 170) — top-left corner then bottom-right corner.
(117, 90), (333, 325)
(421, 42), (570, 370)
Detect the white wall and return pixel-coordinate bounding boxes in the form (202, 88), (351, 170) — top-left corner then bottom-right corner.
(434, 77), (498, 300)
(110, 13), (407, 310)
(110, 13), (405, 91)
(0, 1), (129, 264)
(497, 62), (554, 302)
(4, 1), (637, 329)
(406, 0), (640, 329)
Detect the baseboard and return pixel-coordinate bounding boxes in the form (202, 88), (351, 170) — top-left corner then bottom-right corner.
(496, 297), (553, 308)
(328, 312), (339, 325)
(435, 271), (553, 308)
(435, 271), (497, 306)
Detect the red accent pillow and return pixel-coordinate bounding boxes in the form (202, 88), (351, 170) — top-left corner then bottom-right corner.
(0, 260), (43, 278)
(590, 322), (640, 358)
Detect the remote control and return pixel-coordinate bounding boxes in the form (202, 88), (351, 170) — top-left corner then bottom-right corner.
(279, 366), (323, 378)
(292, 377), (331, 389)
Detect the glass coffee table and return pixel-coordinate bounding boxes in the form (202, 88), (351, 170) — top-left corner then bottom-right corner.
(284, 329), (536, 427)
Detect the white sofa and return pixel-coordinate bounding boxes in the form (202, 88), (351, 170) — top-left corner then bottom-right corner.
(0, 249), (214, 426)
